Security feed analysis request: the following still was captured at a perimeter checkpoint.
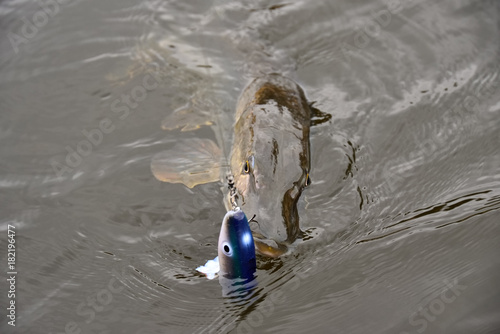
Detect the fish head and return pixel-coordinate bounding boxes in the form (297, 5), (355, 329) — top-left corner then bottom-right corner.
(218, 209), (256, 279)
(231, 127), (311, 256)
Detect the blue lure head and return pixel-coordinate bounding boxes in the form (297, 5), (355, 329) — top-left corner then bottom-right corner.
(218, 209), (256, 280)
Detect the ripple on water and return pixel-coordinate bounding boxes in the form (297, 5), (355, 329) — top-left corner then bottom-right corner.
(1, 0), (500, 333)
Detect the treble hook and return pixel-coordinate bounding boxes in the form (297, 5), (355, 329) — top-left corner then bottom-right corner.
(226, 173), (239, 210)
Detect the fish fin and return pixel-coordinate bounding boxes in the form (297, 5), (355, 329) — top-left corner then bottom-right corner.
(162, 104), (214, 132)
(309, 101), (332, 126)
(151, 138), (223, 188)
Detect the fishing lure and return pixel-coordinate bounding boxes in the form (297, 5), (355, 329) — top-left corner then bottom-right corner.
(197, 208), (256, 281)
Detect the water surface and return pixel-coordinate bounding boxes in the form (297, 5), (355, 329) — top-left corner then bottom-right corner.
(1, 0), (499, 333)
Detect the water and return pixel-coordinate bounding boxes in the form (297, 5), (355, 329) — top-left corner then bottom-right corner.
(1, 0), (499, 333)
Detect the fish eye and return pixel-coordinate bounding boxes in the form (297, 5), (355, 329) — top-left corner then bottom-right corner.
(222, 242), (233, 256)
(305, 173), (311, 187)
(243, 160), (250, 174)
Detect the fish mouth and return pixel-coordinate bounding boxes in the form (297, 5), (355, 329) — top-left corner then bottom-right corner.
(254, 236), (289, 258)
(232, 184), (306, 258)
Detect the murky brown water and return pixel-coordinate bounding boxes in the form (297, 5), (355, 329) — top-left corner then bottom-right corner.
(1, 0), (500, 333)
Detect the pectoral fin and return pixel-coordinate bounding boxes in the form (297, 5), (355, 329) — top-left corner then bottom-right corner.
(151, 138), (223, 188)
(162, 105), (214, 132)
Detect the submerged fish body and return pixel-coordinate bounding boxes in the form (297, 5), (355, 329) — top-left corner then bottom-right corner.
(229, 74), (312, 257)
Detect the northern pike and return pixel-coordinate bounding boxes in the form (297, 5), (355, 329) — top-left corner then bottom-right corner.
(152, 73), (326, 278)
